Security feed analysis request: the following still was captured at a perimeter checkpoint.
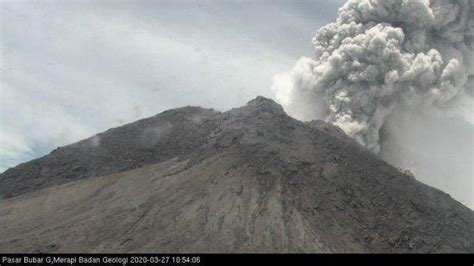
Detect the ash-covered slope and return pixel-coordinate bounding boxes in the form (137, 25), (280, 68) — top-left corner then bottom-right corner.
(0, 106), (221, 199)
(0, 97), (473, 253)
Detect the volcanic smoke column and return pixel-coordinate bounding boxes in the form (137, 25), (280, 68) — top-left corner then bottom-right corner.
(272, 0), (473, 153)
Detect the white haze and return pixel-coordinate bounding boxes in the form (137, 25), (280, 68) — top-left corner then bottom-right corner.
(272, 0), (473, 209)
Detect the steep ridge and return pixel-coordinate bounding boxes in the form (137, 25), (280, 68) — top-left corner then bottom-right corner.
(0, 106), (220, 198)
(0, 97), (472, 253)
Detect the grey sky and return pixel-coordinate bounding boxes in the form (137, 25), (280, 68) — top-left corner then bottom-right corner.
(0, 0), (345, 171)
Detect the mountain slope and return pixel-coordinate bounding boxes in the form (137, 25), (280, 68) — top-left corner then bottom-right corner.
(0, 97), (472, 253)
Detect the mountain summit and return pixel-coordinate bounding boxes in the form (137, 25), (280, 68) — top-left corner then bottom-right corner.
(0, 97), (472, 253)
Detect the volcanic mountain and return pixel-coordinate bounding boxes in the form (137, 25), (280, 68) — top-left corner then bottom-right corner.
(0, 97), (472, 253)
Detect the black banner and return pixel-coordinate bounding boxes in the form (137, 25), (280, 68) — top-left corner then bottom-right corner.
(0, 254), (472, 266)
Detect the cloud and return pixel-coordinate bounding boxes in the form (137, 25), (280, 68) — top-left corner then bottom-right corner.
(274, 0), (473, 152)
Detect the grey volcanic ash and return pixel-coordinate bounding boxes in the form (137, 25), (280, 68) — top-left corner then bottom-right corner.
(272, 0), (473, 208)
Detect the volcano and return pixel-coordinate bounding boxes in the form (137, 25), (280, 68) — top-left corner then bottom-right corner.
(0, 97), (472, 253)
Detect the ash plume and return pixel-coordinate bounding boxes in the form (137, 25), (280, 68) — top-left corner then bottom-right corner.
(272, 0), (473, 153)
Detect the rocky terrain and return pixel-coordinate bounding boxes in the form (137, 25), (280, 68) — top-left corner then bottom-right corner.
(0, 97), (473, 253)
